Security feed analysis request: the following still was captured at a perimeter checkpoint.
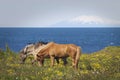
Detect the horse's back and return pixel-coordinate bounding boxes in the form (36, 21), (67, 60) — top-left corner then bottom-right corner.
(38, 42), (81, 56)
(49, 43), (79, 56)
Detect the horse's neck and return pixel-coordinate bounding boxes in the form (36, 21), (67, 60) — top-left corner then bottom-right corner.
(23, 47), (27, 53)
(26, 51), (34, 56)
(26, 42), (53, 56)
(39, 42), (54, 52)
(30, 44), (46, 55)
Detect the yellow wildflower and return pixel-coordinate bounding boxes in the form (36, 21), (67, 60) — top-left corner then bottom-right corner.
(7, 69), (14, 75)
(82, 64), (86, 69)
(55, 70), (63, 76)
(80, 70), (89, 74)
(91, 63), (101, 70)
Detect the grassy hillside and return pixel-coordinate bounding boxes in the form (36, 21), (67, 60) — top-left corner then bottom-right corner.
(0, 45), (120, 80)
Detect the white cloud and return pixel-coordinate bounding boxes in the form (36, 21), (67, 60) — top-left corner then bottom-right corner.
(69, 15), (120, 25)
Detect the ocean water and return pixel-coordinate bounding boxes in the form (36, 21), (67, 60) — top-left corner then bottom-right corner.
(0, 28), (120, 53)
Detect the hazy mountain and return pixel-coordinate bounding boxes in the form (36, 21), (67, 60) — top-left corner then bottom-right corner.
(51, 16), (120, 27)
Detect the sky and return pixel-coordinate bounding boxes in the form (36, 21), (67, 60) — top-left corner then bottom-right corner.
(0, 0), (120, 27)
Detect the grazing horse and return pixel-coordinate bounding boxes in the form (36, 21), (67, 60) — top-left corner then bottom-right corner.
(37, 42), (82, 69)
(19, 41), (66, 65)
(19, 41), (48, 64)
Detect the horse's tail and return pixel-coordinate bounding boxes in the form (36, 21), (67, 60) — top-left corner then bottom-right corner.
(76, 46), (81, 60)
(75, 46), (82, 68)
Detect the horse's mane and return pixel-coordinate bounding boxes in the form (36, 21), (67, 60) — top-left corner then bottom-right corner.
(26, 41), (48, 49)
(38, 42), (54, 53)
(27, 41), (48, 45)
(38, 41), (48, 44)
(34, 41), (48, 49)
(27, 42), (35, 45)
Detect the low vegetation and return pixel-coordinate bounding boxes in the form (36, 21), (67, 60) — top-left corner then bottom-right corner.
(0, 45), (120, 80)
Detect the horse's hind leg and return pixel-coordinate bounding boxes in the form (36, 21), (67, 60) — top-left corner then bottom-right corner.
(72, 58), (76, 68)
(75, 59), (79, 69)
(62, 58), (68, 65)
(72, 58), (79, 69)
(55, 58), (59, 64)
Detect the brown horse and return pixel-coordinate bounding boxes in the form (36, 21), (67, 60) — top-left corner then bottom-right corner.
(37, 42), (81, 69)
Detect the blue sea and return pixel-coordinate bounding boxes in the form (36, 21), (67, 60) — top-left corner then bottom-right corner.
(0, 28), (120, 53)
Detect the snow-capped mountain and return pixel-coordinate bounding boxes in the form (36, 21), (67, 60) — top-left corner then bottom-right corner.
(51, 16), (120, 27)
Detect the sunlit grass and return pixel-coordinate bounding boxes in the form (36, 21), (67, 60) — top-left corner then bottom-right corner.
(0, 46), (120, 80)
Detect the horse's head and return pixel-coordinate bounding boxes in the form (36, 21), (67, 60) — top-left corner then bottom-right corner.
(19, 49), (27, 64)
(37, 54), (44, 66)
(19, 41), (48, 64)
(19, 44), (34, 64)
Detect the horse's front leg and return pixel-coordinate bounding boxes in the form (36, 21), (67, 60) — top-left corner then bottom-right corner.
(31, 59), (37, 64)
(38, 60), (44, 66)
(37, 56), (44, 66)
(32, 55), (37, 64)
(50, 56), (55, 67)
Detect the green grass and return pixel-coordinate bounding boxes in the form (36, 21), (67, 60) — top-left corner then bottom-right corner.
(0, 45), (120, 80)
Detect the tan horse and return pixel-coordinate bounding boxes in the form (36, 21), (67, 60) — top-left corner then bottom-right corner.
(37, 42), (82, 69)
